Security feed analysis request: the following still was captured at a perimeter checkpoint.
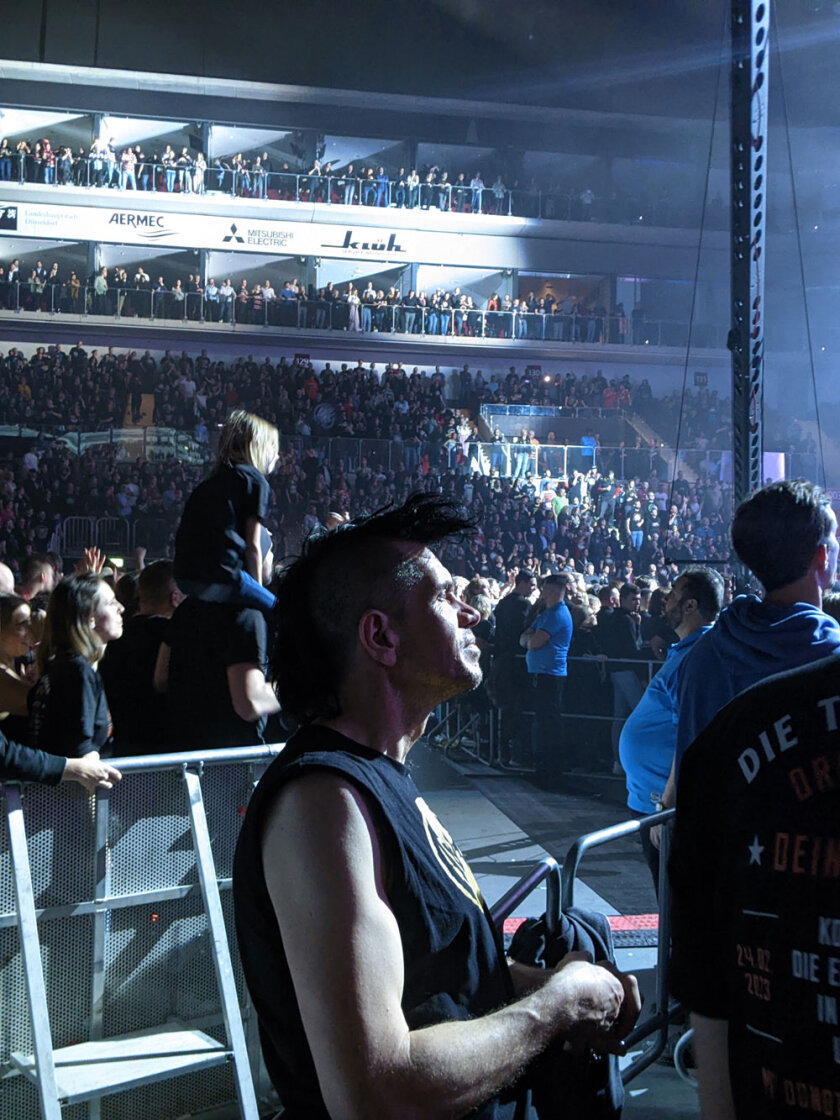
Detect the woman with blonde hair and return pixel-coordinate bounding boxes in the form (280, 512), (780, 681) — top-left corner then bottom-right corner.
(28, 574), (123, 759)
(174, 409), (279, 612)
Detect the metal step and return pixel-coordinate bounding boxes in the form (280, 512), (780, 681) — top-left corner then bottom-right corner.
(11, 1025), (229, 1106)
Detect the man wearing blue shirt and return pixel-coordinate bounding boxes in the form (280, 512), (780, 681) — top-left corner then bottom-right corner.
(520, 573), (574, 789)
(618, 567), (723, 889)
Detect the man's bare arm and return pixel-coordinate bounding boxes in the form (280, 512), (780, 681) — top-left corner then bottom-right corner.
(263, 772), (638, 1120)
(691, 1013), (737, 1120)
(226, 663), (281, 722)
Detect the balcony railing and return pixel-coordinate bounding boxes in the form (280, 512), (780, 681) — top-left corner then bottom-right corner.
(0, 281), (725, 349)
(0, 158), (714, 228)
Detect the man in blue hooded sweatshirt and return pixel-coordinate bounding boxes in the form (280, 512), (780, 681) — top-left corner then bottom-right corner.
(659, 479), (840, 811)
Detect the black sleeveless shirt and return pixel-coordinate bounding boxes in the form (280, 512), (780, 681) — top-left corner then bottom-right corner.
(233, 726), (533, 1119)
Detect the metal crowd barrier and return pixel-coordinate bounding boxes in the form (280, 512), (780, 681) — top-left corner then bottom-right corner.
(561, 810), (680, 1080)
(0, 744), (284, 1120)
(56, 516), (178, 562)
(489, 811), (681, 1086)
(2, 739), (684, 1118)
(434, 653), (664, 776)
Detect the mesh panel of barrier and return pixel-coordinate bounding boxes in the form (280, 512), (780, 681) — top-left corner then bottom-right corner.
(107, 769), (196, 896)
(0, 752), (274, 1120)
(100, 1061), (236, 1120)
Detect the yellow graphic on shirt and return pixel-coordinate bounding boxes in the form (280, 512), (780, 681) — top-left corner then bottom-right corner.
(415, 796), (484, 911)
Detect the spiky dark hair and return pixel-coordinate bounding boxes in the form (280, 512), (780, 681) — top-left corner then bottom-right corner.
(272, 492), (476, 723)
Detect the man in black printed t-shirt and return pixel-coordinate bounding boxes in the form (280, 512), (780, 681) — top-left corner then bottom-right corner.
(670, 656), (840, 1119)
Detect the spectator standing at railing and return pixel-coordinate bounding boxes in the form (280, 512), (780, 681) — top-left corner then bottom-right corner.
(93, 268), (108, 316)
(406, 167), (420, 207)
(374, 166), (389, 207)
(451, 171), (466, 212)
(393, 167), (407, 207)
(340, 163), (356, 205)
(134, 147), (150, 191)
(618, 568), (722, 892)
(119, 146), (136, 190)
(0, 138), (11, 181)
(492, 568), (537, 767)
(192, 151), (207, 194)
(176, 147), (192, 193)
(252, 156), (266, 199)
(40, 139), (54, 184)
(597, 582), (645, 775)
(204, 277), (219, 322)
(28, 573), (123, 761)
(100, 560), (183, 755)
(170, 278), (186, 319)
(520, 571), (574, 789)
(490, 175), (508, 216)
(149, 276), (165, 318)
(161, 145), (176, 192)
(102, 139), (117, 188)
(219, 278), (235, 323)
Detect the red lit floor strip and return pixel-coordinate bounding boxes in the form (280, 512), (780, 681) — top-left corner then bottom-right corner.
(502, 914), (658, 935)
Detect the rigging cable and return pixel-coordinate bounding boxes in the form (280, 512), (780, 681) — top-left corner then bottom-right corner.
(664, 2), (728, 562)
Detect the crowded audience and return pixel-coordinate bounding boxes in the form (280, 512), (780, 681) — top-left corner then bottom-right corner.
(0, 343), (821, 798)
(0, 132), (695, 226)
(0, 261), (653, 345)
(0, 346), (740, 600)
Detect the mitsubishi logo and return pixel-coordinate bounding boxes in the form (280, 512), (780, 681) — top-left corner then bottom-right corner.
(223, 223), (245, 243)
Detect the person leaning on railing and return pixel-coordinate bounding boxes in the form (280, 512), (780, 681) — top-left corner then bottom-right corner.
(0, 731), (121, 792)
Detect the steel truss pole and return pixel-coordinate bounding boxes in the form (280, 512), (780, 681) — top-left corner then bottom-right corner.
(728, 0), (770, 508)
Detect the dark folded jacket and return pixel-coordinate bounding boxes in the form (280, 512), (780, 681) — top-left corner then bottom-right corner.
(508, 908), (624, 1119)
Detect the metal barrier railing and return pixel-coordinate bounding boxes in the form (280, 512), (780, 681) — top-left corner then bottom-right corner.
(0, 744), (284, 1120)
(439, 653), (663, 775)
(561, 810), (680, 1081)
(489, 855), (561, 936)
(2, 737), (684, 1115)
(487, 812), (680, 1087)
(0, 280), (724, 349)
(1, 157), (724, 230)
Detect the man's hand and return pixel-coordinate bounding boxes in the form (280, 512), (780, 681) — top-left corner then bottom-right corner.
(62, 756), (122, 793)
(549, 952), (640, 1054)
(75, 546), (105, 575)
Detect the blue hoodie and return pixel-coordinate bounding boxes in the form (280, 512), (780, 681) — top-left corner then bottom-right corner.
(674, 595), (840, 775)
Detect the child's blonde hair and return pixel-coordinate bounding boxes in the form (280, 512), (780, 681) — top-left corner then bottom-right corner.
(216, 410), (279, 476)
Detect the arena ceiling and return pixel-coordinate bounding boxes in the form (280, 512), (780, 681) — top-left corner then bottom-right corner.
(1, 0), (837, 126)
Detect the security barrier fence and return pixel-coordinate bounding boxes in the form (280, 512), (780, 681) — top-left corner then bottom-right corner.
(430, 653), (665, 777)
(0, 746), (282, 1120)
(2, 735), (679, 1119)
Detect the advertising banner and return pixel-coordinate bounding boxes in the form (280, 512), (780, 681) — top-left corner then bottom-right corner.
(0, 199), (529, 270)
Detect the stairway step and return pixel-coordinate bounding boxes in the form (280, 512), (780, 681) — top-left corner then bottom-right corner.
(11, 1025), (228, 1105)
